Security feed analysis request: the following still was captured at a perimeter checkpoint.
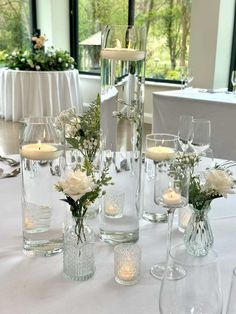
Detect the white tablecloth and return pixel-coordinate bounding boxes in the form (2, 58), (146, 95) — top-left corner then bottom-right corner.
(0, 69), (83, 122)
(0, 158), (236, 314)
(152, 89), (236, 160)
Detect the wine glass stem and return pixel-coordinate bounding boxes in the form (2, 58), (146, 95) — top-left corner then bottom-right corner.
(165, 208), (175, 268)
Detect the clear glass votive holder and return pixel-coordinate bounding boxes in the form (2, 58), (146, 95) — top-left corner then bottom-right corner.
(114, 243), (141, 285)
(104, 189), (125, 218)
(226, 267), (236, 314)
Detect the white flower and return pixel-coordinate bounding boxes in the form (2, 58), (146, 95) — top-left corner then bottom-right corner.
(65, 63), (68, 67)
(57, 170), (95, 201)
(21, 58), (25, 62)
(35, 65), (40, 71)
(58, 58), (62, 63)
(202, 169), (234, 198)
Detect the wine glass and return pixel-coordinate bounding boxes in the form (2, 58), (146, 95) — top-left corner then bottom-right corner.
(177, 115), (194, 152)
(226, 267), (236, 314)
(231, 70), (236, 94)
(146, 134), (188, 280)
(159, 244), (223, 314)
(180, 66), (187, 90)
(191, 119), (211, 154)
(186, 68), (194, 88)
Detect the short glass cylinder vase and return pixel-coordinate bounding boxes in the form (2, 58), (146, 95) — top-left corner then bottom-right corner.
(20, 117), (65, 256)
(99, 25), (146, 244)
(184, 207), (214, 256)
(63, 218), (95, 281)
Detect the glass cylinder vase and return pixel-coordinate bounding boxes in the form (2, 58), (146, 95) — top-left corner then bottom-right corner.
(99, 25), (146, 244)
(20, 117), (65, 256)
(184, 206), (214, 256)
(63, 217), (95, 281)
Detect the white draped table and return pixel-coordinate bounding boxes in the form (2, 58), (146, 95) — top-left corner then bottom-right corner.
(0, 157), (236, 314)
(0, 69), (83, 121)
(152, 89), (236, 160)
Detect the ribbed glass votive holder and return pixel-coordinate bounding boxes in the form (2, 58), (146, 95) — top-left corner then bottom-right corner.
(114, 243), (141, 285)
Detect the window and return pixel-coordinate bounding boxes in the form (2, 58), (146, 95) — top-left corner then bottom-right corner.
(74, 0), (192, 82)
(0, 0), (33, 67)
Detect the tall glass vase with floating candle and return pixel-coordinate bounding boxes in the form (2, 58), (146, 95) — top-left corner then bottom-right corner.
(99, 25), (146, 244)
(145, 134), (189, 280)
(20, 117), (65, 256)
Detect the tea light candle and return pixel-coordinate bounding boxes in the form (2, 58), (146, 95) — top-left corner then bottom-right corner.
(163, 188), (181, 206)
(20, 142), (62, 160)
(105, 204), (120, 217)
(114, 243), (141, 285)
(104, 189), (124, 218)
(117, 262), (136, 281)
(101, 48), (145, 61)
(24, 217), (32, 230)
(145, 146), (175, 161)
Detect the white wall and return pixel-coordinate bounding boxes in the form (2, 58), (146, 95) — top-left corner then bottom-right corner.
(189, 0), (235, 89)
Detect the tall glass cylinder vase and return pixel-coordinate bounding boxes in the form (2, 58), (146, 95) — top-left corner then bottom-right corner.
(20, 117), (65, 256)
(100, 25), (146, 244)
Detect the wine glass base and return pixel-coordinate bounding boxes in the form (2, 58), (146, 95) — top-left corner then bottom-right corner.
(150, 262), (186, 281)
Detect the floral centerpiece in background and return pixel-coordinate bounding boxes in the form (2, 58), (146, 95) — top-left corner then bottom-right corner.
(4, 33), (75, 71)
(175, 153), (235, 256)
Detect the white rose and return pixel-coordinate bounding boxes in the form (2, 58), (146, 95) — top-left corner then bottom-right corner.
(35, 65), (40, 71)
(58, 170), (95, 201)
(203, 169), (234, 198)
(58, 58), (62, 63)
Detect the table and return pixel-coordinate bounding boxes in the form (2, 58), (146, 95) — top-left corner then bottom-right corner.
(152, 89), (236, 160)
(0, 69), (83, 122)
(0, 157), (236, 314)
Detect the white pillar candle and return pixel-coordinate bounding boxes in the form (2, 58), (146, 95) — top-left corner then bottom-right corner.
(145, 146), (175, 161)
(101, 48), (145, 61)
(163, 188), (181, 206)
(20, 143), (63, 160)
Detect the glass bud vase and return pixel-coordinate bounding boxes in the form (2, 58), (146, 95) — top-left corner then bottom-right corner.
(184, 207), (214, 256)
(63, 217), (95, 281)
(99, 25), (146, 244)
(20, 117), (65, 256)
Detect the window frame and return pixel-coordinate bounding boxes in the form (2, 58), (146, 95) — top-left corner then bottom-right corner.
(228, 4), (236, 91)
(70, 0), (187, 84)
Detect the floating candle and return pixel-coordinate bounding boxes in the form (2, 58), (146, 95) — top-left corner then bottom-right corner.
(163, 188), (181, 206)
(145, 146), (175, 161)
(20, 142), (63, 160)
(101, 48), (145, 61)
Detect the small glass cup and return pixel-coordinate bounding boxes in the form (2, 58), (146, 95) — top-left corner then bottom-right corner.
(104, 188), (125, 218)
(114, 243), (141, 285)
(226, 267), (236, 313)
